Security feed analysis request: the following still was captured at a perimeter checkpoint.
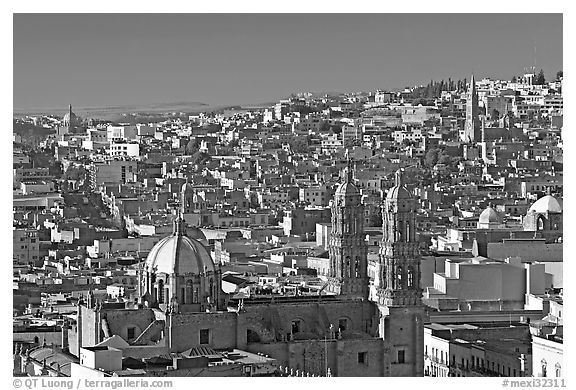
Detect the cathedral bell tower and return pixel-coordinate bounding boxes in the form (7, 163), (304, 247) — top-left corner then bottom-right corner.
(377, 169), (424, 376)
(462, 74), (480, 143)
(327, 156), (369, 299)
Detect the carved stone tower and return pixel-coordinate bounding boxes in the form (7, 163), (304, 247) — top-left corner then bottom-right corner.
(327, 157), (369, 299)
(462, 74), (480, 143)
(377, 169), (424, 376)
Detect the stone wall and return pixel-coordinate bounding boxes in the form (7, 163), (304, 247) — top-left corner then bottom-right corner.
(246, 337), (386, 377)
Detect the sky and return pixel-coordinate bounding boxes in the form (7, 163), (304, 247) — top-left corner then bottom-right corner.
(13, 13), (563, 112)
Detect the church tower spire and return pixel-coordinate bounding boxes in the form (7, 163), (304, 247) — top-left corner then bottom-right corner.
(462, 74), (480, 143)
(376, 169), (424, 376)
(327, 156), (369, 299)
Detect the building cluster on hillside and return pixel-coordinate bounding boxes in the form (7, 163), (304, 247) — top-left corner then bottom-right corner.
(13, 71), (562, 377)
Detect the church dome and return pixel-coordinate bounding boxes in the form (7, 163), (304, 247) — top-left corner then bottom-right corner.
(334, 156), (361, 206)
(386, 169), (411, 200)
(335, 181), (360, 197)
(63, 105), (79, 126)
(529, 195), (562, 214)
(145, 219), (214, 276)
(479, 205), (501, 224)
(386, 185), (411, 200)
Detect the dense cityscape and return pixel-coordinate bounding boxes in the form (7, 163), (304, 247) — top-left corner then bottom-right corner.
(12, 66), (564, 378)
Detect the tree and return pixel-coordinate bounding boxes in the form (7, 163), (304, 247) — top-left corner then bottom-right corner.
(424, 148), (440, 168)
(185, 139), (200, 155)
(437, 154), (451, 166)
(320, 121), (331, 133)
(490, 109), (500, 121)
(534, 69), (546, 85)
(63, 166), (86, 181)
(413, 98), (429, 106)
(556, 70), (563, 81)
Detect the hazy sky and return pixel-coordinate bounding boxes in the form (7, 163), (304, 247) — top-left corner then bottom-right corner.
(13, 13), (563, 111)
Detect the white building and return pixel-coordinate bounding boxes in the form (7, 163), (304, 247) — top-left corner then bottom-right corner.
(108, 142), (140, 158)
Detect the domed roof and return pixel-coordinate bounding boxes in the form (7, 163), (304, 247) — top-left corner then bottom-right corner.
(479, 205), (501, 224)
(63, 105), (78, 125)
(335, 181), (360, 197)
(529, 195), (563, 214)
(386, 169), (412, 200)
(386, 185), (411, 200)
(145, 218), (215, 275)
(63, 112), (77, 122)
(334, 155), (361, 204)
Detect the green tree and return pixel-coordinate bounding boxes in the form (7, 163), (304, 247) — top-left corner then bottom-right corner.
(185, 139), (200, 155)
(424, 148), (440, 168)
(63, 166), (86, 181)
(490, 109), (500, 121)
(320, 121), (331, 133)
(534, 69), (546, 85)
(437, 154), (451, 166)
(556, 70), (563, 80)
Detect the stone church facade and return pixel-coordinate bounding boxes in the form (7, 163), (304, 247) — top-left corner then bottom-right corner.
(67, 164), (424, 377)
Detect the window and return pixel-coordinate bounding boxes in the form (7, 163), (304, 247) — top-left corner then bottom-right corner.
(397, 350), (405, 364)
(186, 280), (193, 304)
(200, 329), (210, 345)
(127, 327), (136, 340)
(291, 320), (301, 334)
(247, 329), (260, 343)
(358, 352), (368, 365)
(555, 363), (561, 377)
(157, 280), (164, 303)
(338, 318), (348, 332)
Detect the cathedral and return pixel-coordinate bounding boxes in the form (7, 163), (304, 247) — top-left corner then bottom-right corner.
(64, 163), (424, 377)
(461, 74), (481, 143)
(58, 104), (83, 136)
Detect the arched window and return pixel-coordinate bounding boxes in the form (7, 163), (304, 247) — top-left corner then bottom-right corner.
(537, 216), (545, 231)
(397, 265), (403, 288)
(541, 359), (547, 377)
(555, 363), (561, 378)
(345, 256), (351, 277)
(193, 287), (199, 303)
(157, 280), (164, 303)
(186, 280), (193, 304)
(406, 223), (410, 242)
